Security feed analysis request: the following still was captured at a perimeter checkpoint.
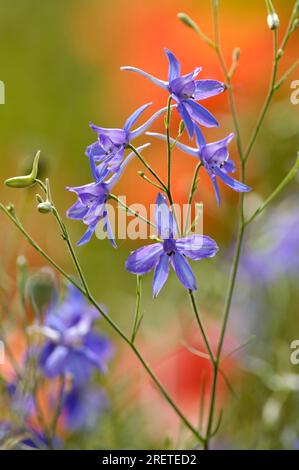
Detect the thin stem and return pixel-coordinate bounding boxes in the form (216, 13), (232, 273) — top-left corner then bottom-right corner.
(131, 275), (142, 344)
(275, 58), (299, 91)
(188, 290), (215, 364)
(0, 203), (84, 292)
(212, 5), (244, 162)
(109, 193), (156, 228)
(128, 144), (167, 192)
(204, 223), (245, 449)
(52, 207), (90, 296)
(138, 172), (166, 192)
(0, 202), (205, 444)
(244, 28), (279, 162)
(184, 162), (202, 235)
(166, 96), (173, 192)
(130, 343), (204, 443)
(49, 374), (66, 447)
(245, 152), (299, 226)
(279, 1), (299, 52)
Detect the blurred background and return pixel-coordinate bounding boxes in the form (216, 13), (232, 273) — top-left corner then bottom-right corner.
(0, 0), (298, 449)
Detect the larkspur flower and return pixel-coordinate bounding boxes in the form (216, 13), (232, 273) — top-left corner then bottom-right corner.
(87, 103), (172, 180)
(126, 193), (219, 297)
(67, 143), (150, 246)
(39, 284), (113, 385)
(147, 126), (250, 205)
(62, 384), (107, 431)
(121, 49), (225, 138)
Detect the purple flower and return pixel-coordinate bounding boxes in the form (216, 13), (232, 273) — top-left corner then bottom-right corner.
(125, 193), (218, 297)
(62, 384), (107, 431)
(147, 126), (250, 205)
(39, 284), (113, 385)
(0, 422), (53, 449)
(67, 143), (150, 246)
(87, 103), (170, 180)
(6, 380), (34, 418)
(121, 49), (225, 138)
(241, 197), (299, 283)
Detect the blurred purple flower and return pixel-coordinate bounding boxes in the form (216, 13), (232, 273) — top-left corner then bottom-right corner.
(39, 284), (113, 385)
(241, 198), (299, 283)
(87, 103), (170, 180)
(121, 49), (225, 138)
(6, 381), (34, 418)
(67, 143), (149, 246)
(147, 125), (250, 205)
(62, 384), (107, 431)
(0, 421), (55, 449)
(126, 193), (218, 296)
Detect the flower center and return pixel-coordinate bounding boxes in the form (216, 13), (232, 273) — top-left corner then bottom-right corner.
(163, 238), (176, 256)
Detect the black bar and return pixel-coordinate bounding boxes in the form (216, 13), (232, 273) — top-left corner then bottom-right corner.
(0, 450), (299, 466)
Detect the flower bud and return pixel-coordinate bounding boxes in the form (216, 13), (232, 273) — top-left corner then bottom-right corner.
(4, 151), (40, 188)
(37, 201), (52, 214)
(178, 120), (185, 136)
(291, 18), (299, 33)
(177, 13), (199, 33)
(17, 255), (27, 269)
(267, 12), (280, 30)
(233, 47), (241, 62)
(26, 267), (57, 314)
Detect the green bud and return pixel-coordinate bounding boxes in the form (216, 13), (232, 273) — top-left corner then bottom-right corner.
(37, 201), (52, 214)
(177, 13), (199, 33)
(16, 255), (27, 269)
(291, 18), (299, 32)
(138, 171), (145, 177)
(6, 203), (15, 215)
(267, 12), (280, 30)
(26, 267), (57, 315)
(178, 120), (185, 136)
(4, 151), (40, 188)
(233, 47), (241, 62)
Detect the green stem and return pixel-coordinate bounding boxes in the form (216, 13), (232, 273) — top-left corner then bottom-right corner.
(131, 275), (142, 343)
(49, 374), (66, 446)
(205, 223), (245, 449)
(274, 58), (299, 91)
(244, 28), (278, 162)
(109, 193), (155, 228)
(279, 1), (299, 52)
(245, 152), (299, 226)
(166, 96), (173, 192)
(128, 144), (167, 192)
(188, 291), (215, 364)
(0, 202), (205, 444)
(184, 162), (202, 235)
(130, 343), (204, 443)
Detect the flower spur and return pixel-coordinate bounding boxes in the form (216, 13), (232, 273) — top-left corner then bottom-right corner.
(121, 49), (225, 139)
(147, 126), (251, 205)
(67, 143), (150, 246)
(87, 102), (173, 181)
